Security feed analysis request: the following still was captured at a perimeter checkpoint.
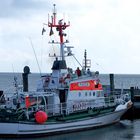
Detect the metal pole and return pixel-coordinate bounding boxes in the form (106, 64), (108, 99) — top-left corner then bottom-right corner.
(109, 74), (114, 95)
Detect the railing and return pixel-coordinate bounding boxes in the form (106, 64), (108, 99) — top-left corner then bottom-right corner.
(28, 95), (127, 117)
(0, 91), (130, 120)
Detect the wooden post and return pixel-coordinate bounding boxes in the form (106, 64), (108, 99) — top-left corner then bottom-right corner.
(109, 74), (114, 95)
(130, 87), (135, 120)
(130, 87), (134, 102)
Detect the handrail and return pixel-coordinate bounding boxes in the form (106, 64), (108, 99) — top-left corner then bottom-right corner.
(26, 95), (127, 117)
(1, 91), (130, 119)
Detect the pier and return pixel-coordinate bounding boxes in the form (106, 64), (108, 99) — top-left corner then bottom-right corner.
(106, 74), (140, 120)
(122, 87), (140, 120)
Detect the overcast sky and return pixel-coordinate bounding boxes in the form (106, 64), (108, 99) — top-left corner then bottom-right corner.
(0, 0), (140, 74)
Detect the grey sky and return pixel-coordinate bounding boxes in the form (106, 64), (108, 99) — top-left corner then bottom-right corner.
(0, 0), (140, 74)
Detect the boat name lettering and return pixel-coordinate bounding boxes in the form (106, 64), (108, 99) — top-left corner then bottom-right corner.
(78, 82), (90, 87)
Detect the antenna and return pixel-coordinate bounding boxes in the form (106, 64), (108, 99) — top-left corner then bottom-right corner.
(48, 4), (70, 61)
(12, 64), (19, 94)
(84, 50), (87, 70)
(53, 4), (56, 25)
(29, 38), (42, 76)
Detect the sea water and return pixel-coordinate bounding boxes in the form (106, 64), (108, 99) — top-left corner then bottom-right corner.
(0, 73), (140, 140)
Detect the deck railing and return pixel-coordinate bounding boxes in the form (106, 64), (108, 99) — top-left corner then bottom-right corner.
(0, 91), (130, 119)
(34, 95), (128, 117)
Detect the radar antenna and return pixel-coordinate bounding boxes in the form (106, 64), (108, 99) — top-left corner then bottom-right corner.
(48, 4), (70, 61)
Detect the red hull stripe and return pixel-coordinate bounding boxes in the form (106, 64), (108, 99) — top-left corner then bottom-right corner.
(70, 80), (102, 91)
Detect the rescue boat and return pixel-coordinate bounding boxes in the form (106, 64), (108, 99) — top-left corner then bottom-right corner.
(0, 4), (132, 137)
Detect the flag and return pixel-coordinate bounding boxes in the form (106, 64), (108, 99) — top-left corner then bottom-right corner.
(42, 27), (46, 35)
(49, 27), (54, 36)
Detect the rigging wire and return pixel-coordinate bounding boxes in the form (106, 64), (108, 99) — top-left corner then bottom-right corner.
(41, 35), (44, 69)
(72, 55), (83, 68)
(29, 38), (46, 91)
(29, 38), (42, 77)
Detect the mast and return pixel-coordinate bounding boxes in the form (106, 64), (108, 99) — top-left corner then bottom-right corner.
(84, 50), (87, 70)
(83, 50), (91, 70)
(48, 4), (70, 61)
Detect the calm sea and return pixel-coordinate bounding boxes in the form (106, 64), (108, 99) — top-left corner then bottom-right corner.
(0, 73), (140, 140)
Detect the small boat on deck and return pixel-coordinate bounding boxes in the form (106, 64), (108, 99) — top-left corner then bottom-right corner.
(0, 4), (132, 137)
